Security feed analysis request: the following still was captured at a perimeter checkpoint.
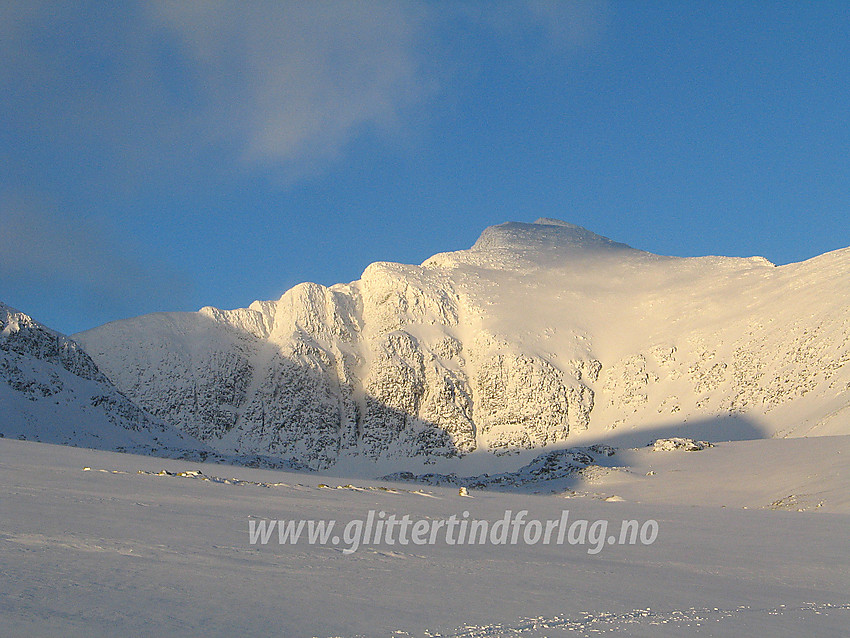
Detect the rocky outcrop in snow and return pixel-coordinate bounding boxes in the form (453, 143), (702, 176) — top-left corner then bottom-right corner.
(381, 444), (617, 489)
(652, 438), (713, 452)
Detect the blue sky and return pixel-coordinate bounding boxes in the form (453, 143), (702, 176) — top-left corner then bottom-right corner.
(2, 1), (848, 335)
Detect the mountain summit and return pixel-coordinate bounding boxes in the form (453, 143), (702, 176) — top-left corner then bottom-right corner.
(471, 218), (634, 253)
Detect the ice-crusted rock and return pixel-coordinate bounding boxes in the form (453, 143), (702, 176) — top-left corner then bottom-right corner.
(72, 218), (850, 470)
(473, 345), (577, 452)
(1, 303), (104, 383)
(652, 438), (714, 452)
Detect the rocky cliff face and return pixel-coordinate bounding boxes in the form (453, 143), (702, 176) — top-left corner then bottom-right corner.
(73, 219), (850, 470)
(0, 302), (207, 455)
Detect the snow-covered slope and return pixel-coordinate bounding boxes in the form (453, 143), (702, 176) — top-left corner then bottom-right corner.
(0, 302), (207, 455)
(74, 219), (850, 470)
(2, 437), (849, 637)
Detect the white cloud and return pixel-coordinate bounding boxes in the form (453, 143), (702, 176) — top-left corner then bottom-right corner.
(150, 1), (428, 180)
(1, 1), (608, 187)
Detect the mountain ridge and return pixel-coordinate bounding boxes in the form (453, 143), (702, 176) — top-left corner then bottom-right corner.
(0, 301), (208, 455)
(71, 220), (850, 471)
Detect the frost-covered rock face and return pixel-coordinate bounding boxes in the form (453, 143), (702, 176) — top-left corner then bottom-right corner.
(652, 438), (713, 452)
(0, 303), (206, 455)
(73, 219), (850, 470)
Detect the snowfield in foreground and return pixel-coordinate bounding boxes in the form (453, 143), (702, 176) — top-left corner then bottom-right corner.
(1, 438), (848, 637)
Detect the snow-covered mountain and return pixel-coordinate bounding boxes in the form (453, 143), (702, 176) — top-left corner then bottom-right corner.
(74, 219), (850, 470)
(0, 302), (207, 455)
